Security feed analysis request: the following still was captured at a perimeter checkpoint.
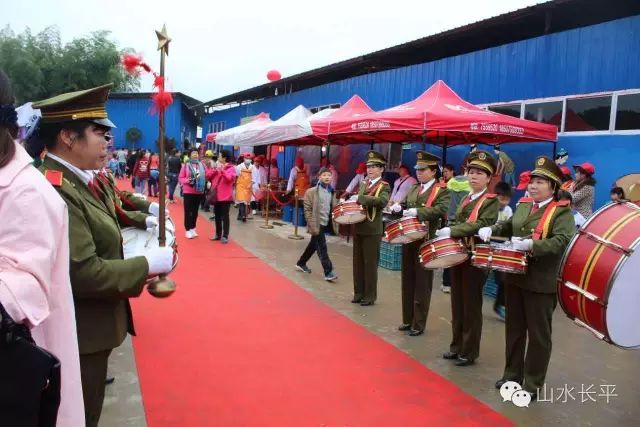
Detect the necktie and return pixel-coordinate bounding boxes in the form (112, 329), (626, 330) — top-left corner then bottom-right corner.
(530, 203), (540, 215)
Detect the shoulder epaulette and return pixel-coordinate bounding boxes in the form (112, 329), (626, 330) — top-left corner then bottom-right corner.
(518, 197), (534, 203)
(435, 182), (447, 188)
(557, 199), (570, 207)
(485, 193), (497, 199)
(44, 170), (63, 187)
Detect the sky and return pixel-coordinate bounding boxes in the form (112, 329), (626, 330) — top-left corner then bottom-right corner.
(4, 0), (546, 103)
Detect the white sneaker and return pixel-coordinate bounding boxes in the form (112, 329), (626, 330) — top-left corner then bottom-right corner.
(252, 209), (257, 215)
(185, 230), (194, 239)
(191, 229), (199, 237)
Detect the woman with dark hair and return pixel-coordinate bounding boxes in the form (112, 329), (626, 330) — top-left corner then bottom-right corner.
(0, 71), (84, 426)
(209, 149), (236, 243)
(179, 148), (213, 238)
(479, 156), (574, 400)
(570, 162), (596, 218)
(26, 84), (174, 426)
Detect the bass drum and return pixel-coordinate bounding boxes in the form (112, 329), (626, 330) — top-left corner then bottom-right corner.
(557, 202), (640, 349)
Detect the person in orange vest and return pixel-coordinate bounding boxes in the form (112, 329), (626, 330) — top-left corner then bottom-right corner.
(286, 157), (310, 199)
(235, 152), (258, 222)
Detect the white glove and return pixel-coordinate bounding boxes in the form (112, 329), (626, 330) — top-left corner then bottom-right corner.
(144, 247), (174, 275)
(478, 227), (493, 242)
(348, 195), (359, 202)
(391, 203), (402, 213)
(512, 237), (533, 251)
(145, 216), (158, 231)
(403, 208), (417, 217)
(149, 202), (170, 218)
(435, 227), (451, 238)
(165, 220), (175, 233)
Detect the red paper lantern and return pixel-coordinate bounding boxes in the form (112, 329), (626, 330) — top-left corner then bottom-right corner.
(267, 70), (282, 81)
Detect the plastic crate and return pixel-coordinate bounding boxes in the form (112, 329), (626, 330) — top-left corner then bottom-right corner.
(483, 271), (498, 299)
(379, 240), (402, 271)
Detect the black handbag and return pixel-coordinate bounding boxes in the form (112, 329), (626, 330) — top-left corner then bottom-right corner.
(0, 302), (61, 427)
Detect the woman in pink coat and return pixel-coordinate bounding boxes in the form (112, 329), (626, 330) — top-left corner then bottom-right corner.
(0, 71), (84, 427)
(179, 148), (215, 239)
(209, 149), (237, 243)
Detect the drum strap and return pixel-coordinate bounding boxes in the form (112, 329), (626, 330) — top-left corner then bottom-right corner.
(365, 181), (384, 222)
(532, 201), (558, 240)
(466, 194), (490, 223)
(424, 185), (441, 208)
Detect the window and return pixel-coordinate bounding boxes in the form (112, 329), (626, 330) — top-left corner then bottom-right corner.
(615, 93), (640, 130)
(524, 101), (563, 129)
(208, 121), (225, 133)
(488, 104), (521, 118)
(309, 103), (341, 114)
(565, 96), (612, 132)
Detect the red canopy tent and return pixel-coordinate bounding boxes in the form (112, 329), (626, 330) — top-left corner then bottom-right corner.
(328, 80), (558, 146)
(284, 95), (375, 146)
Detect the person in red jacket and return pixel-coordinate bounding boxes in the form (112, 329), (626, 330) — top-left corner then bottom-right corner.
(132, 151), (150, 194)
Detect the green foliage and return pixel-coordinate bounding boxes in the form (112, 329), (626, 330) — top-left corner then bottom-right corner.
(126, 127), (142, 147)
(0, 25), (140, 104)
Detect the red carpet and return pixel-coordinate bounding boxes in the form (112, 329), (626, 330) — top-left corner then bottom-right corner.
(128, 187), (512, 426)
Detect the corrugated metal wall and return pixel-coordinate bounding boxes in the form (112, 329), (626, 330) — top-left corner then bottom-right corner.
(203, 14), (640, 208)
(107, 96), (199, 152)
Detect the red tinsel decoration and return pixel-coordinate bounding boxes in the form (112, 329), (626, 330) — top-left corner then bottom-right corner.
(151, 91), (174, 114)
(153, 74), (165, 90)
(121, 53), (151, 75)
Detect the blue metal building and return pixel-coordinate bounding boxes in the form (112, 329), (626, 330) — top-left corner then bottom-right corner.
(199, 0), (640, 208)
(107, 92), (201, 152)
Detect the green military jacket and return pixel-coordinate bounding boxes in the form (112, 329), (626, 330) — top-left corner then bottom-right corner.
(492, 198), (575, 293)
(96, 172), (150, 230)
(450, 191), (499, 237)
(403, 181), (450, 239)
(40, 156), (149, 354)
(355, 179), (390, 235)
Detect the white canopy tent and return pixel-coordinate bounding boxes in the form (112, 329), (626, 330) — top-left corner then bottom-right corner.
(214, 112), (273, 150)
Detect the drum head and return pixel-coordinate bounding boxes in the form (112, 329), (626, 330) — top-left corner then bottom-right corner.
(606, 243), (640, 348)
(334, 213), (366, 225)
(388, 230), (427, 245)
(423, 252), (468, 269)
(122, 227), (176, 259)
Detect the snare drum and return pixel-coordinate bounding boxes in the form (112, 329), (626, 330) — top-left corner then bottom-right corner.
(472, 243), (528, 274)
(122, 222), (178, 273)
(332, 201), (366, 225)
(558, 202), (640, 348)
(418, 237), (468, 269)
(384, 217), (428, 244)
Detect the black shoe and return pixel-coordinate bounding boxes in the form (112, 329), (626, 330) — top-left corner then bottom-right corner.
(351, 298), (363, 303)
(209, 216), (215, 220)
(360, 301), (374, 306)
(528, 392), (538, 402)
(455, 357), (475, 367)
(398, 324), (411, 331)
(210, 236), (221, 241)
(408, 329), (424, 336)
(242, 217), (247, 223)
(495, 379), (507, 389)
(105, 376), (115, 385)
(443, 351), (459, 360)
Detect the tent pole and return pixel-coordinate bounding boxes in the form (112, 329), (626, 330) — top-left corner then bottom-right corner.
(442, 136), (448, 165)
(552, 140), (557, 158)
(261, 144), (274, 229)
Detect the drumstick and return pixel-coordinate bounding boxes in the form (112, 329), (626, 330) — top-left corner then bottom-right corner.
(474, 234), (533, 242)
(144, 225), (158, 248)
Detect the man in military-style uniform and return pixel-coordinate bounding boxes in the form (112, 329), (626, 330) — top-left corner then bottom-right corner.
(351, 150), (390, 306)
(481, 156), (574, 398)
(29, 84), (174, 426)
(391, 151), (450, 336)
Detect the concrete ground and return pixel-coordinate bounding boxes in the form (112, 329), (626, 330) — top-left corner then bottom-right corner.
(102, 208), (640, 426)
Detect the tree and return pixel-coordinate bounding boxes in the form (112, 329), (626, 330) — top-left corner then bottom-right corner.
(0, 26), (140, 103)
(126, 127), (142, 149)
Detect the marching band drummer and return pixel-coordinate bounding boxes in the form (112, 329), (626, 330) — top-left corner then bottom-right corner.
(437, 150), (499, 366)
(478, 156), (574, 400)
(351, 151), (390, 306)
(390, 151), (449, 336)
(28, 84), (174, 427)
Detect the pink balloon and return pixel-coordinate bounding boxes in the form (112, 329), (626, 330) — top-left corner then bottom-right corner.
(267, 70), (282, 81)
